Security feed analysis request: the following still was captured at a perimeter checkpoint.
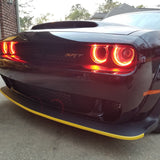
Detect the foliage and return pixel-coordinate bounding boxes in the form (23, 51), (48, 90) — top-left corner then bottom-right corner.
(35, 13), (54, 25)
(65, 4), (90, 20)
(97, 0), (121, 13)
(19, 0), (34, 31)
(20, 16), (33, 31)
(136, 5), (145, 8)
(19, 0), (34, 11)
(19, 1), (54, 31)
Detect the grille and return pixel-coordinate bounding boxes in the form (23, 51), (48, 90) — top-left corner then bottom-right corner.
(2, 76), (122, 122)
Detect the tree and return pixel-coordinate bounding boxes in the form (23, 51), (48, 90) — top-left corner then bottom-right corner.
(19, 1), (54, 31)
(136, 5), (145, 8)
(35, 13), (54, 25)
(19, 0), (34, 31)
(97, 0), (121, 13)
(65, 4), (90, 21)
(20, 15), (33, 31)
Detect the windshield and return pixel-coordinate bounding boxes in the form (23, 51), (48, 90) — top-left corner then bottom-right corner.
(103, 12), (160, 30)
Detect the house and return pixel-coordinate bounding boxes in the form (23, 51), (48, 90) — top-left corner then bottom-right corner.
(91, 3), (160, 21)
(0, 0), (19, 39)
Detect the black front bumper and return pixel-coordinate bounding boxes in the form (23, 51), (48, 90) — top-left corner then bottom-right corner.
(1, 86), (160, 140)
(0, 60), (153, 115)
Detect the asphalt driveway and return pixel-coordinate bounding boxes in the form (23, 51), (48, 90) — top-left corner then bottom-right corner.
(0, 77), (160, 160)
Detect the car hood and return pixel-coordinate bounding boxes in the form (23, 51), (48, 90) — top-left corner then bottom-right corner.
(54, 25), (139, 35)
(31, 23), (139, 35)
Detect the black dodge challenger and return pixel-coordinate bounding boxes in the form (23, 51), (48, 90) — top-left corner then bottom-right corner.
(1, 11), (160, 140)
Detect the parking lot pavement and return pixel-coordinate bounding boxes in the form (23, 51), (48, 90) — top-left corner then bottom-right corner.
(0, 77), (160, 160)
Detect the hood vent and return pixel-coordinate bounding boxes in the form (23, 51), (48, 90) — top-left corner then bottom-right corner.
(32, 21), (98, 30)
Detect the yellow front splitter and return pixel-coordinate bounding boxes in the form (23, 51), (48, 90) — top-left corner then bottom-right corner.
(0, 87), (149, 141)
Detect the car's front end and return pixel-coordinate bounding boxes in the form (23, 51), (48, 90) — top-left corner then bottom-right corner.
(1, 22), (160, 140)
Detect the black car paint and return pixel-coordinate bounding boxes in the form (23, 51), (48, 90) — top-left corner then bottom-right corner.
(0, 21), (160, 137)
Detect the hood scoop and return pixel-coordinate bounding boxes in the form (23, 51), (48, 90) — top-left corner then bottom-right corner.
(32, 21), (98, 30)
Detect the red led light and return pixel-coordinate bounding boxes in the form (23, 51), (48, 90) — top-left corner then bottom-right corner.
(9, 42), (17, 54)
(11, 55), (26, 63)
(89, 44), (136, 74)
(112, 45), (135, 67)
(2, 42), (8, 54)
(91, 44), (109, 64)
(1, 41), (26, 63)
(90, 65), (100, 70)
(2, 55), (12, 60)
